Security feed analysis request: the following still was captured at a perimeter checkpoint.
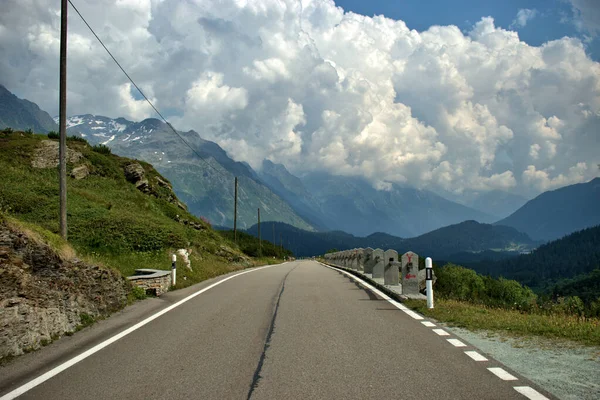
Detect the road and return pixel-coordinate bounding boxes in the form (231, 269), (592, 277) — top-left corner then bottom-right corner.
(0, 260), (554, 399)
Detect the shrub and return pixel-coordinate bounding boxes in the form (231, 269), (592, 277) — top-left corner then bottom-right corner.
(435, 264), (486, 302)
(47, 131), (60, 139)
(68, 135), (88, 143)
(92, 144), (112, 155)
(25, 128), (33, 135)
(2, 127), (13, 134)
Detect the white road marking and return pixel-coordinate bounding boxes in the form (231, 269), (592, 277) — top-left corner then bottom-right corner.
(513, 386), (550, 400)
(319, 263), (424, 320)
(488, 367), (518, 381)
(432, 329), (450, 336)
(0, 263), (288, 400)
(447, 338), (467, 347)
(465, 351), (488, 361)
(421, 321), (436, 327)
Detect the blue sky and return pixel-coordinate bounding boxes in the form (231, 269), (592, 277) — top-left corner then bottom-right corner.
(335, 0), (600, 60)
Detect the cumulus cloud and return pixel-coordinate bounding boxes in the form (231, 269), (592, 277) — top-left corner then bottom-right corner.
(568, 0), (600, 37)
(510, 9), (538, 29)
(0, 0), (599, 199)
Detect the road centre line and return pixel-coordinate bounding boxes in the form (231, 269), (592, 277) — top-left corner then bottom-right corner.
(513, 386), (550, 400)
(464, 351), (488, 361)
(319, 262), (424, 320)
(0, 262), (288, 400)
(488, 367), (519, 381)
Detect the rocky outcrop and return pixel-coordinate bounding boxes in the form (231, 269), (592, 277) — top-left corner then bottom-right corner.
(70, 165), (89, 180)
(123, 162), (187, 211)
(31, 140), (83, 169)
(0, 220), (129, 360)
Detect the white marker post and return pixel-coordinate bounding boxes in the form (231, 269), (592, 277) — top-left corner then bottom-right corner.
(171, 254), (177, 287)
(425, 257), (434, 309)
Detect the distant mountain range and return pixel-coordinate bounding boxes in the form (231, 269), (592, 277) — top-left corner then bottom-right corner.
(0, 84), (58, 133)
(496, 178), (600, 242)
(245, 220), (538, 259)
(60, 114), (315, 231)
(259, 165), (497, 237)
(1, 85), (598, 246)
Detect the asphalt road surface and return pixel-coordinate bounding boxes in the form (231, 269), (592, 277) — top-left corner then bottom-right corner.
(0, 261), (555, 399)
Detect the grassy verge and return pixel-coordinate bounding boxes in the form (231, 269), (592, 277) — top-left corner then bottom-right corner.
(404, 298), (600, 346)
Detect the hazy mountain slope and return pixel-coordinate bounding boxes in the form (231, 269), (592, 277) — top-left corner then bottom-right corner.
(300, 172), (496, 237)
(64, 114), (315, 231)
(258, 160), (329, 231)
(467, 190), (529, 219)
(0, 84), (58, 133)
(496, 178), (600, 241)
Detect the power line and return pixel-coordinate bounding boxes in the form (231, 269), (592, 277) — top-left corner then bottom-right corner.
(67, 0), (228, 180)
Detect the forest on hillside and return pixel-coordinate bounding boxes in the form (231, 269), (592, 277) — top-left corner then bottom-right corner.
(466, 225), (600, 303)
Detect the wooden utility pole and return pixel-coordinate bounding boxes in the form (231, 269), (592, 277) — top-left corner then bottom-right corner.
(233, 177), (238, 243)
(257, 208), (261, 257)
(272, 223), (275, 245)
(59, 0), (68, 239)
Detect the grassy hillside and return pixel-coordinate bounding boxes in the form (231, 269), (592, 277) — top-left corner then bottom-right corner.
(0, 129), (276, 288)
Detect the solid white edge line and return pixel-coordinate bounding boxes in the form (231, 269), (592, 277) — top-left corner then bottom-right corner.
(0, 262), (287, 400)
(488, 367), (518, 381)
(464, 351), (488, 361)
(513, 386), (550, 400)
(421, 321), (436, 327)
(447, 339), (467, 347)
(318, 262), (423, 320)
(432, 329), (450, 336)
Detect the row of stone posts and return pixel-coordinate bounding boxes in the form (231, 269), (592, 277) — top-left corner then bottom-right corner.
(323, 248), (422, 296)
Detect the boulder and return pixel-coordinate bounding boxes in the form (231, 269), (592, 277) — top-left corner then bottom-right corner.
(70, 165), (89, 180)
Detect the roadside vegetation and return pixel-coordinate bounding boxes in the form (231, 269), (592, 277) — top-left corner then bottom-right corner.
(404, 263), (600, 346)
(0, 130), (288, 291)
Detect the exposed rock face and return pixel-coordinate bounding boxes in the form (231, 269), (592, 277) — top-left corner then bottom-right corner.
(124, 163), (187, 211)
(70, 165), (89, 180)
(0, 221), (129, 360)
(31, 140), (83, 169)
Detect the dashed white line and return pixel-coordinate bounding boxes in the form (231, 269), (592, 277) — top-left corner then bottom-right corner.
(513, 386), (550, 400)
(465, 351), (488, 361)
(421, 321), (436, 327)
(488, 367), (518, 381)
(0, 263), (287, 400)
(432, 329), (450, 336)
(447, 338), (467, 347)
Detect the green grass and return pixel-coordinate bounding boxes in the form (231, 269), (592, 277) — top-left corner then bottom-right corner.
(0, 131), (265, 291)
(404, 298), (600, 346)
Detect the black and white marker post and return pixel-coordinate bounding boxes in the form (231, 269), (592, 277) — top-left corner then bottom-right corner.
(171, 254), (177, 287)
(425, 257), (434, 309)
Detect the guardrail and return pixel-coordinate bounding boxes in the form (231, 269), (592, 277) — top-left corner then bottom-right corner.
(323, 248), (435, 305)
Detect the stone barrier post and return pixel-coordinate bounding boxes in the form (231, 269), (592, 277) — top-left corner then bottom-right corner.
(356, 248), (365, 272)
(363, 248), (375, 274)
(372, 248), (385, 279)
(401, 251), (419, 295)
(383, 249), (400, 286)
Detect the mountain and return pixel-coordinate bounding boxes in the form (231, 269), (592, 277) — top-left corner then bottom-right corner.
(63, 114), (315, 231)
(0, 84), (58, 133)
(467, 190), (529, 219)
(246, 220), (536, 259)
(298, 172), (496, 237)
(258, 160), (329, 231)
(496, 178), (600, 241)
(468, 225), (600, 296)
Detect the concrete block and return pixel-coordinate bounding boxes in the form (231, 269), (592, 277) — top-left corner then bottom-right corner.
(383, 249), (400, 286)
(401, 251), (419, 295)
(372, 249), (385, 279)
(362, 248), (375, 274)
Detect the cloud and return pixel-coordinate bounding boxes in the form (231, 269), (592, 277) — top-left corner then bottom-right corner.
(510, 9), (538, 29)
(568, 0), (600, 37)
(0, 0), (599, 199)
